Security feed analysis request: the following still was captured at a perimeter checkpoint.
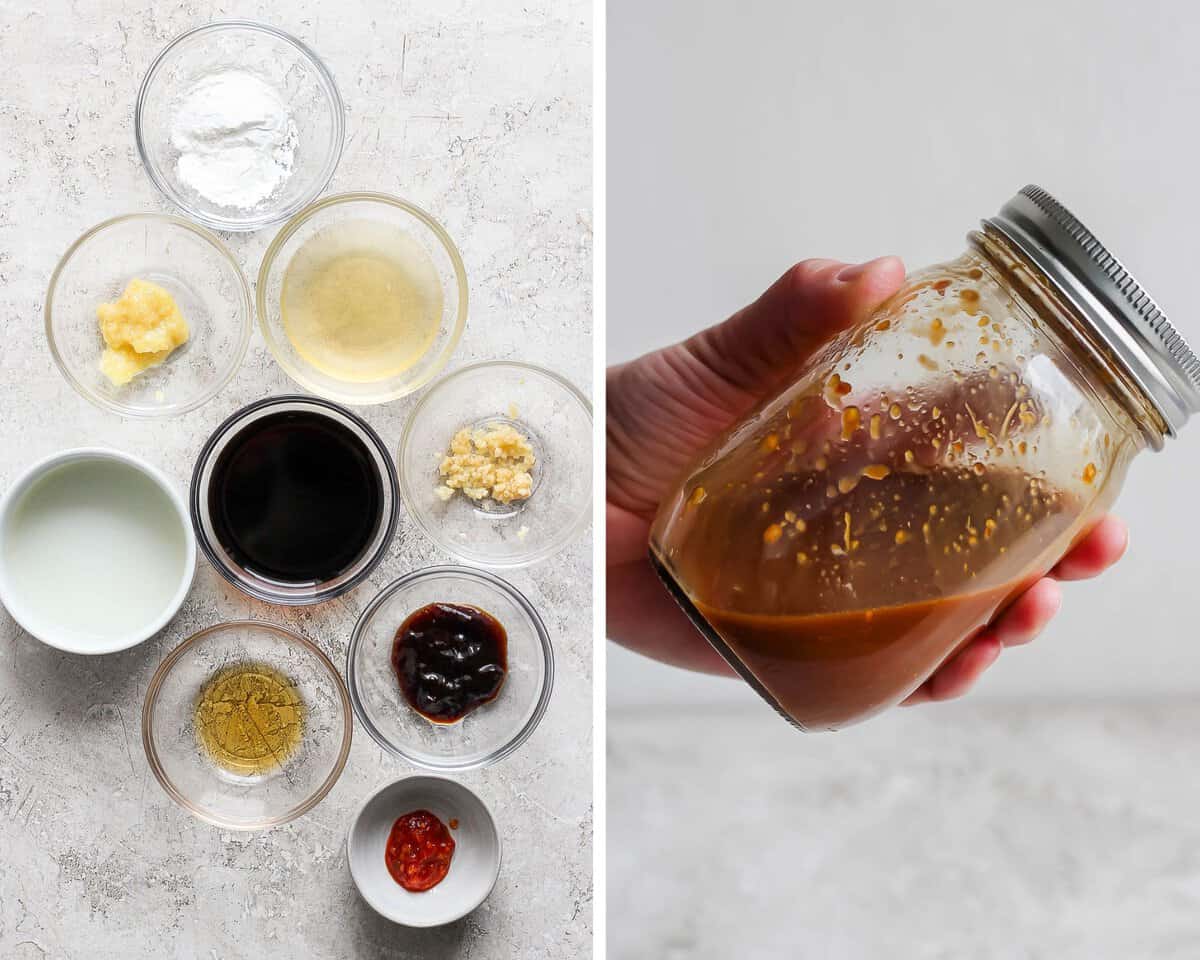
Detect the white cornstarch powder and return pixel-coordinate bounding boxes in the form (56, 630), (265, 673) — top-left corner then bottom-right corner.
(169, 70), (298, 210)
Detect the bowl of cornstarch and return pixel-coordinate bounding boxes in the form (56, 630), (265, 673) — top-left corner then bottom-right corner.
(135, 20), (345, 232)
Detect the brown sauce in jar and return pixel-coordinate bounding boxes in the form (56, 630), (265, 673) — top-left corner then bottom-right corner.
(663, 467), (1082, 729)
(392, 603), (508, 723)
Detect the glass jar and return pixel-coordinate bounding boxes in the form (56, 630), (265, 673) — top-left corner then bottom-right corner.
(649, 186), (1200, 731)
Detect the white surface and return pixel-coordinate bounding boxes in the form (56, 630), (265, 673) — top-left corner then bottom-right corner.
(347, 775), (501, 928)
(0, 1), (591, 957)
(608, 0), (1200, 708)
(609, 700), (1200, 960)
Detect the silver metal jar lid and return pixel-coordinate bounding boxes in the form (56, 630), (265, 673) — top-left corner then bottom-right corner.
(984, 185), (1200, 439)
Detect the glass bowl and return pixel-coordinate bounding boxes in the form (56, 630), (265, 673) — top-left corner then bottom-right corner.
(141, 620), (353, 830)
(256, 193), (468, 405)
(190, 395), (399, 605)
(347, 566), (554, 770)
(135, 20), (344, 231)
(398, 362), (592, 567)
(45, 214), (252, 418)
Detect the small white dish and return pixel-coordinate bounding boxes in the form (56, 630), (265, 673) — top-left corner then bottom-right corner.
(0, 448), (196, 654)
(347, 775), (502, 927)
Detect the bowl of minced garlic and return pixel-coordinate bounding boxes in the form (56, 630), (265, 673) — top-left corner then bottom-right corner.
(45, 213), (253, 418)
(397, 360), (593, 567)
(436, 422), (536, 506)
(97, 278), (190, 385)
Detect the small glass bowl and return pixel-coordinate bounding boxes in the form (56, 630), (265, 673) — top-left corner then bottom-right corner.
(347, 566), (554, 770)
(45, 214), (252, 418)
(190, 395), (399, 605)
(398, 362), (593, 567)
(257, 193), (468, 405)
(135, 20), (344, 231)
(142, 620), (353, 830)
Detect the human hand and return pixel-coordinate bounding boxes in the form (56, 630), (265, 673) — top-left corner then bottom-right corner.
(606, 257), (1128, 703)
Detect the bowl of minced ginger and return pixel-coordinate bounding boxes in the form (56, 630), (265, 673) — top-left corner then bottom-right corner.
(45, 212), (253, 418)
(97, 278), (190, 386)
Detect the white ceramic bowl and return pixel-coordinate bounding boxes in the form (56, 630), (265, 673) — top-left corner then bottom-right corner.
(0, 448), (196, 654)
(347, 775), (501, 927)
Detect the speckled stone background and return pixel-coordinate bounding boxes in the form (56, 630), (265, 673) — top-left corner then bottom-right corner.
(0, 1), (592, 957)
(610, 701), (1200, 960)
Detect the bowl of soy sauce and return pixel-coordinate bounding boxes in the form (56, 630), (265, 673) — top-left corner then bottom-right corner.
(191, 396), (398, 604)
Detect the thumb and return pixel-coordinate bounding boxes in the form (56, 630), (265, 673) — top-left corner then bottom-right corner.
(686, 256), (906, 397)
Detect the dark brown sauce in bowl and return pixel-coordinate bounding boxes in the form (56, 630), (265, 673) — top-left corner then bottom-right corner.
(391, 603), (508, 723)
(208, 409), (383, 584)
(192, 397), (399, 605)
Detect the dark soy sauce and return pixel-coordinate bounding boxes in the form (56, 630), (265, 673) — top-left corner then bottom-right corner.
(208, 410), (383, 584)
(392, 603), (508, 723)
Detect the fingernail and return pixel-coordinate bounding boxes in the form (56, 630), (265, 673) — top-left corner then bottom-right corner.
(838, 256), (900, 282)
(837, 261), (870, 281)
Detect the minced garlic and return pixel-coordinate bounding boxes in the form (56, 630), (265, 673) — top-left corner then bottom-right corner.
(438, 423), (535, 504)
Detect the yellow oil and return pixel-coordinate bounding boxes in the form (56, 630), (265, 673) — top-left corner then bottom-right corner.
(194, 662), (304, 777)
(281, 219), (444, 383)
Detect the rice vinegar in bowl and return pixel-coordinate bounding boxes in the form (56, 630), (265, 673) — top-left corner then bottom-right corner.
(257, 193), (468, 405)
(281, 218), (444, 383)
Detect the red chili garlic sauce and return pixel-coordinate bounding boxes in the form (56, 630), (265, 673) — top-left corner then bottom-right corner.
(386, 810), (456, 892)
(391, 603), (508, 723)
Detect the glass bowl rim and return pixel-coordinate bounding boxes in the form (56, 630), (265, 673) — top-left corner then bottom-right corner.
(255, 191), (470, 405)
(346, 565), (555, 771)
(397, 360), (594, 568)
(189, 394), (400, 605)
(140, 618), (354, 830)
(134, 18), (347, 233)
(44, 212), (253, 419)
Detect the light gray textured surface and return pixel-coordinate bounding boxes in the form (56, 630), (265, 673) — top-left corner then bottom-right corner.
(610, 701), (1200, 959)
(0, 1), (592, 957)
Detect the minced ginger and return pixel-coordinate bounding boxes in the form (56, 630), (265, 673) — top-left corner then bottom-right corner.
(97, 278), (189, 386)
(437, 423), (535, 504)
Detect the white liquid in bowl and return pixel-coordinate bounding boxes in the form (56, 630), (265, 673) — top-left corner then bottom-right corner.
(1, 458), (189, 651)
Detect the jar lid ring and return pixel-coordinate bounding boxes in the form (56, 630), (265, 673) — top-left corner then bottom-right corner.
(984, 184), (1200, 438)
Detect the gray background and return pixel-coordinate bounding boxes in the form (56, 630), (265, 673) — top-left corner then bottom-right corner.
(0, 1), (592, 958)
(608, 0), (1200, 957)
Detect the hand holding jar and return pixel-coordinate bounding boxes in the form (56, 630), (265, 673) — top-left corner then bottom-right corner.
(606, 188), (1181, 730)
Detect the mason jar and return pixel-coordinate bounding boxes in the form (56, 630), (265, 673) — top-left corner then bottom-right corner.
(649, 186), (1200, 731)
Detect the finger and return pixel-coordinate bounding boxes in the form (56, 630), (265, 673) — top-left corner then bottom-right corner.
(687, 256), (906, 395)
(607, 557), (738, 677)
(1050, 515), (1128, 581)
(902, 633), (1003, 705)
(990, 577), (1061, 647)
